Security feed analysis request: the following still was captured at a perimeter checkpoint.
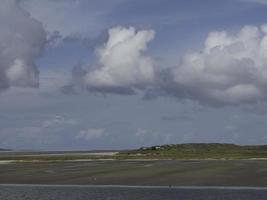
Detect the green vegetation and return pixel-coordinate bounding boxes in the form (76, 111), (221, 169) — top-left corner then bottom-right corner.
(1, 143), (267, 162)
(120, 143), (267, 159)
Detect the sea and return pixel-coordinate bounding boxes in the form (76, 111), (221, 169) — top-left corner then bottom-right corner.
(0, 185), (267, 200)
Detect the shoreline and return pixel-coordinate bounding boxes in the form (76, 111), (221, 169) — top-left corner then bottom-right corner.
(1, 184), (267, 190)
(1, 158), (267, 164)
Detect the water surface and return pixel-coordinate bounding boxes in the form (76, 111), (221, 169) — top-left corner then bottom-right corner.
(1, 185), (267, 200)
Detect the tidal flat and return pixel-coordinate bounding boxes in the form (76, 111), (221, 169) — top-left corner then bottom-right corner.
(1, 159), (267, 186)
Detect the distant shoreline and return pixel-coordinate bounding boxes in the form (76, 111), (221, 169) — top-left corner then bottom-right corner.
(2, 158), (267, 164)
(2, 143), (267, 161)
(1, 184), (267, 190)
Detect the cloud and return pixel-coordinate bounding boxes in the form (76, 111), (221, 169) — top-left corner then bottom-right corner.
(168, 24), (267, 106)
(161, 113), (193, 121)
(76, 128), (106, 140)
(21, 0), (91, 40)
(0, 114), (79, 149)
(65, 26), (156, 95)
(85, 26), (155, 88)
(240, 0), (267, 5)
(42, 115), (77, 128)
(65, 23), (267, 108)
(0, 0), (46, 91)
(20, 0), (127, 43)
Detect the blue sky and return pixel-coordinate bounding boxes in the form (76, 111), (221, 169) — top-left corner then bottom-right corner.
(1, 0), (267, 150)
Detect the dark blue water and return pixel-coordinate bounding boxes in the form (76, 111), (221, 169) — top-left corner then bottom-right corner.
(0, 185), (267, 200)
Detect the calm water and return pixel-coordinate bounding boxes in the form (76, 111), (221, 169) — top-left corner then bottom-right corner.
(1, 185), (267, 200)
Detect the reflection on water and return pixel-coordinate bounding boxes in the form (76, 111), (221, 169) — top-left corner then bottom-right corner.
(0, 185), (267, 200)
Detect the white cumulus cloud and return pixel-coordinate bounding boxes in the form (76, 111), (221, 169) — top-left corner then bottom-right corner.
(65, 23), (267, 108)
(85, 26), (155, 91)
(171, 25), (267, 105)
(65, 26), (156, 95)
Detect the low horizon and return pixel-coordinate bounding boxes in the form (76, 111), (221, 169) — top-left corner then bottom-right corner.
(3, 142), (267, 152)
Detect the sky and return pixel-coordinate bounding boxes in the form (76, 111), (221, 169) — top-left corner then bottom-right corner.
(1, 0), (267, 150)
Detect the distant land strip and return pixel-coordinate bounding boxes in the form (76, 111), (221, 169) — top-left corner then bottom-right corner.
(2, 143), (267, 160)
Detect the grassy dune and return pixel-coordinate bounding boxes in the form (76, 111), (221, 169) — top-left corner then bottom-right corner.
(120, 143), (267, 160)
